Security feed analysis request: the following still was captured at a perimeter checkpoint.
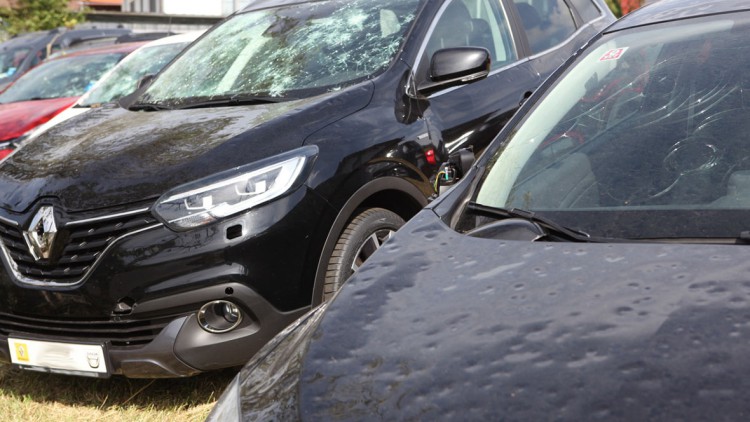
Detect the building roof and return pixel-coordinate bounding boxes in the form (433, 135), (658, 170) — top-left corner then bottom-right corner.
(80, 0), (122, 5)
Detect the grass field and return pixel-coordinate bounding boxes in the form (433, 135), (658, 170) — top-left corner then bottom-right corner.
(0, 364), (237, 421)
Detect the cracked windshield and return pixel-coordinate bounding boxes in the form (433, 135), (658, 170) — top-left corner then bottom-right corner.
(0, 53), (123, 103)
(475, 16), (750, 240)
(80, 42), (189, 106)
(142, 0), (419, 106)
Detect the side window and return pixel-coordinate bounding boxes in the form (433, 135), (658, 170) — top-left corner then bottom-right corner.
(29, 50), (45, 68)
(568, 0), (603, 22)
(49, 43), (63, 56)
(514, 0), (577, 54)
(425, 0), (517, 70)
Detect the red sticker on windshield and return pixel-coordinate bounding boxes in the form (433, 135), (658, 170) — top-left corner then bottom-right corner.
(599, 47), (628, 61)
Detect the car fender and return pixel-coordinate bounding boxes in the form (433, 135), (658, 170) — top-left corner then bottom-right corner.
(311, 176), (428, 306)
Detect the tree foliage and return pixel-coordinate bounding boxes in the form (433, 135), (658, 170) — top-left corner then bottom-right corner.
(604, 0), (645, 17)
(0, 0), (85, 35)
(604, 0), (622, 17)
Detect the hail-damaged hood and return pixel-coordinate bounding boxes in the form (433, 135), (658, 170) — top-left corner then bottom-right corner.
(233, 209), (750, 420)
(0, 83), (373, 213)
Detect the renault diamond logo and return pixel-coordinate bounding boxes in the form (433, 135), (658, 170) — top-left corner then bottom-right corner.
(23, 206), (58, 261)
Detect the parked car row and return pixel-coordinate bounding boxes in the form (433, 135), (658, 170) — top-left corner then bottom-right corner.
(28, 31), (205, 141)
(0, 27), (132, 92)
(5, 0), (746, 419)
(206, 0), (750, 419)
(0, 41), (147, 159)
(0, 29), (205, 158)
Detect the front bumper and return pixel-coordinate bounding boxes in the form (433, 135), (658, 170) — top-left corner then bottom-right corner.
(0, 186), (333, 377)
(0, 282), (309, 378)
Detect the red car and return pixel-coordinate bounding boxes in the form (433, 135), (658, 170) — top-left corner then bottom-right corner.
(0, 41), (145, 160)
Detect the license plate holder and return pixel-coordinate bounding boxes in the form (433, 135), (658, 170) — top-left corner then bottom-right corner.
(8, 337), (109, 377)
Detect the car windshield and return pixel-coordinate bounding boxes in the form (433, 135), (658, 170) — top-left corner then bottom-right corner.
(0, 52), (124, 103)
(474, 13), (750, 241)
(79, 42), (189, 107)
(139, 0), (421, 107)
(0, 47), (32, 77)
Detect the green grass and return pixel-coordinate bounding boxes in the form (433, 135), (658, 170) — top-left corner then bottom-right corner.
(0, 364), (237, 421)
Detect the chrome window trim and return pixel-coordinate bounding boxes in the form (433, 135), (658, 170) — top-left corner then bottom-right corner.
(427, 57), (533, 98)
(65, 207), (152, 227)
(519, 13), (601, 59)
(0, 214), (18, 227)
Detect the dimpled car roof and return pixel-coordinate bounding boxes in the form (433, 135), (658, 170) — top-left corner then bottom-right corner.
(608, 0), (750, 32)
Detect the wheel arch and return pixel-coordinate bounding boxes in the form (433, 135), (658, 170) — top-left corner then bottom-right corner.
(311, 176), (429, 305)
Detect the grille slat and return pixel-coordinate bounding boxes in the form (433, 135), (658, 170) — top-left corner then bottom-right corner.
(64, 238), (111, 253)
(0, 312), (184, 346)
(9, 251), (32, 263)
(16, 264), (88, 279)
(0, 209), (159, 284)
(69, 217), (155, 240)
(4, 238), (27, 252)
(57, 252), (99, 265)
(0, 227), (21, 241)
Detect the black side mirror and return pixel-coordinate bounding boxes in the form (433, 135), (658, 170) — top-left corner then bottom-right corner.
(418, 47), (490, 96)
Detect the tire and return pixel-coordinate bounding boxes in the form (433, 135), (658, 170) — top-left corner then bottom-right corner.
(323, 208), (405, 302)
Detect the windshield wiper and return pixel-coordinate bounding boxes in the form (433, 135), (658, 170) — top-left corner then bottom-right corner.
(466, 202), (594, 242)
(10, 97), (49, 102)
(173, 95), (293, 110)
(128, 102), (173, 111)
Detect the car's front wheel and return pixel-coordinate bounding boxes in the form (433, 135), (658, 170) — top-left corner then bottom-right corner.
(323, 208), (404, 302)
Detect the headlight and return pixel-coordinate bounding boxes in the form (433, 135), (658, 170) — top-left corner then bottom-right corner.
(153, 145), (318, 231)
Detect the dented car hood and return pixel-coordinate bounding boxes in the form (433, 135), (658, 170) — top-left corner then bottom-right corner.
(255, 209), (750, 420)
(0, 84), (373, 213)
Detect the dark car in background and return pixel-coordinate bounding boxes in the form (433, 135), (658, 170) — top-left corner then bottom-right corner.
(0, 41), (146, 160)
(0, 27), (132, 92)
(207, 0), (750, 420)
(0, 0), (613, 378)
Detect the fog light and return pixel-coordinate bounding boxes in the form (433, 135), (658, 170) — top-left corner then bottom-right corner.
(197, 300), (243, 333)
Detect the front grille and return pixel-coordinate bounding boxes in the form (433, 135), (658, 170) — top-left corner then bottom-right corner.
(0, 312), (187, 347)
(0, 209), (160, 285)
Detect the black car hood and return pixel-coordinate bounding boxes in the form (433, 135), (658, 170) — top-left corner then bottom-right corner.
(0, 84), (373, 213)
(295, 210), (750, 420)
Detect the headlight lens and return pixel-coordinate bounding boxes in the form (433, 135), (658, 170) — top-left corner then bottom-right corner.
(153, 145), (317, 231)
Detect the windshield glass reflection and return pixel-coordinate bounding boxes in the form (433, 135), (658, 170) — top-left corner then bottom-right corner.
(141, 0), (420, 106)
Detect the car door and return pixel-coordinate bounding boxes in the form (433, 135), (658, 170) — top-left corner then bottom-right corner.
(413, 0), (541, 156)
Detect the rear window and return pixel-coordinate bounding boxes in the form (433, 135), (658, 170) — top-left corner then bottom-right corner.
(514, 0), (578, 53)
(0, 47), (31, 77)
(0, 53), (124, 103)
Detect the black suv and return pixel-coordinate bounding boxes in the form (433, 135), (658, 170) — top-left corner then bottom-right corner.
(0, 0), (613, 378)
